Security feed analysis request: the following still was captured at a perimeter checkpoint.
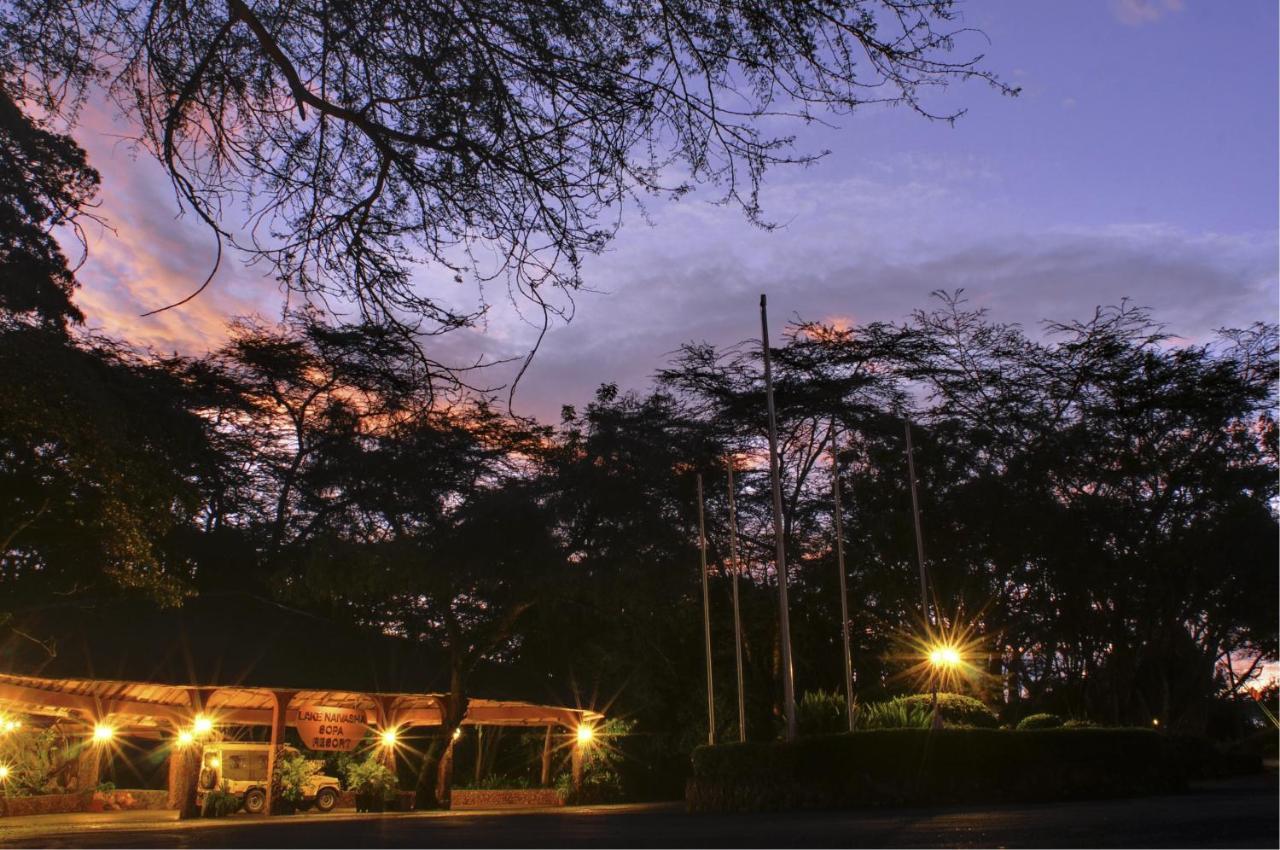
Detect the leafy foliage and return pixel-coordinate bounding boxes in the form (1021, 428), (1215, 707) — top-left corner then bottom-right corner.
(342, 755), (398, 801)
(200, 783), (243, 817)
(798, 689), (849, 737)
(2, 0), (1013, 342)
(0, 719), (77, 796)
(272, 750), (320, 804)
(1017, 713), (1064, 730)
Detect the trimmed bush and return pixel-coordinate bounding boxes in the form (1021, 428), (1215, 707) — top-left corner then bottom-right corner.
(1017, 713), (1064, 730)
(687, 728), (1183, 812)
(1063, 718), (1099, 729)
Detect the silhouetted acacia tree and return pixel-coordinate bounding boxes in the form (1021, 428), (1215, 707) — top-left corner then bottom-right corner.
(1, 0), (1014, 376)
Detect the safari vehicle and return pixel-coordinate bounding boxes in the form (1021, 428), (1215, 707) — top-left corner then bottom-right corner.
(197, 742), (342, 814)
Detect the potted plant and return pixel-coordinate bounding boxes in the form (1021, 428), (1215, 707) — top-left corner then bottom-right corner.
(344, 756), (397, 813)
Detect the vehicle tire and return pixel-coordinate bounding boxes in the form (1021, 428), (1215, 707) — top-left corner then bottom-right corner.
(314, 787), (338, 813)
(199, 767), (218, 790)
(243, 788), (267, 814)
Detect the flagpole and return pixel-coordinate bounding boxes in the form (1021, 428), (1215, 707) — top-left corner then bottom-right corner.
(831, 416), (855, 732)
(726, 459), (747, 743)
(760, 294), (797, 742)
(696, 473), (716, 745)
(904, 419), (930, 626)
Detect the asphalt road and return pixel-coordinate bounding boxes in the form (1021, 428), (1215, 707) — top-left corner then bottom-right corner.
(2, 776), (1275, 848)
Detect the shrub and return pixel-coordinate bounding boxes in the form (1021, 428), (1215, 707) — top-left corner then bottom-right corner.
(687, 728), (1178, 812)
(879, 693), (1000, 729)
(1017, 713), (1064, 730)
(200, 783), (242, 818)
(344, 755), (397, 811)
(273, 750), (320, 806)
(1063, 718), (1099, 729)
(799, 690), (849, 736)
(857, 699), (931, 730)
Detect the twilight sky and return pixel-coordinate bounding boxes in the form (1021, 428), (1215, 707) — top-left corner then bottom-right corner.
(69, 0), (1278, 422)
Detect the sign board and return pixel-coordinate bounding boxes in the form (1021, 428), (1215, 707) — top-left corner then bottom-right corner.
(290, 705), (368, 751)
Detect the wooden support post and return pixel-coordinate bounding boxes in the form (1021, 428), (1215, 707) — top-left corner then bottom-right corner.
(540, 725), (554, 787)
(474, 725), (483, 784)
(263, 690), (295, 816)
(169, 740), (203, 818)
(374, 695), (398, 774)
(76, 736), (102, 792)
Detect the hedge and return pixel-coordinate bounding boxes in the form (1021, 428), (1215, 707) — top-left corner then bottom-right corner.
(687, 728), (1190, 812)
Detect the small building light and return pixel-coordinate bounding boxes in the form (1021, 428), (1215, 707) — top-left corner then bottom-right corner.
(93, 723), (114, 743)
(576, 725), (594, 745)
(193, 715), (214, 735)
(177, 729), (195, 747)
(0, 764), (10, 781)
(380, 728), (397, 747)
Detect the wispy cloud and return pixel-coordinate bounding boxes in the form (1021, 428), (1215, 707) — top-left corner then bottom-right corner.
(1111, 0), (1184, 27)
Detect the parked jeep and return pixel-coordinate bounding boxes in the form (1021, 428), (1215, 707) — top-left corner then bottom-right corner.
(197, 743), (341, 814)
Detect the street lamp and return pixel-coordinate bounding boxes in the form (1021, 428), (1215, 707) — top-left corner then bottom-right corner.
(192, 715), (214, 736)
(92, 723), (114, 744)
(926, 643), (963, 730)
(379, 728), (398, 747)
(576, 725), (594, 746)
(177, 729), (195, 747)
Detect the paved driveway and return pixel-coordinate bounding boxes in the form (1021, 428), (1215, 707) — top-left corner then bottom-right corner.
(1, 776), (1275, 848)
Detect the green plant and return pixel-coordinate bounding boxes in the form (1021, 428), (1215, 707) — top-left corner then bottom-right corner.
(798, 690), (849, 737)
(857, 699), (932, 730)
(893, 693), (1000, 728)
(343, 755), (397, 806)
(1017, 713), (1064, 730)
(200, 783), (242, 818)
(0, 719), (75, 797)
(272, 750), (320, 805)
(1063, 719), (1100, 728)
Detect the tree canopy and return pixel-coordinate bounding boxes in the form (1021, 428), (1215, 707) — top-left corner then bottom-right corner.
(1, 0), (1013, 375)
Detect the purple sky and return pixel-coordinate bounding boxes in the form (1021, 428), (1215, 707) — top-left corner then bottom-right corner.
(71, 0), (1279, 422)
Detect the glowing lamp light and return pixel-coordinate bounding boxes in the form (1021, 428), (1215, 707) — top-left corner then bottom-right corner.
(1152, 718), (1160, 727)
(177, 729), (195, 747)
(193, 715), (214, 735)
(209, 756), (221, 769)
(93, 723), (114, 743)
(451, 727), (462, 741)
(0, 764), (10, 781)
(576, 725), (594, 746)
(928, 646), (962, 668)
(380, 728), (398, 747)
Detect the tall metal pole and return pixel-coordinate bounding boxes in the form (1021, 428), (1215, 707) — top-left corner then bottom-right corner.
(696, 473), (716, 745)
(760, 294), (798, 742)
(726, 460), (747, 743)
(905, 419), (943, 730)
(830, 417), (855, 732)
(904, 419), (930, 626)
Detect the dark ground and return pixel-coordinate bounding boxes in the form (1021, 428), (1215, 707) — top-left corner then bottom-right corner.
(2, 775), (1275, 848)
